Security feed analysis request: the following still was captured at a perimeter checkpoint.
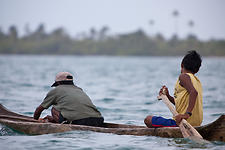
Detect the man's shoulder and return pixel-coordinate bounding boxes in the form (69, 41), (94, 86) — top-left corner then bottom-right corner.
(179, 73), (191, 81)
(46, 87), (58, 96)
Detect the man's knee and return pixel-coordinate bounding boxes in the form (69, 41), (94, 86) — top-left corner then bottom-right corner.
(144, 115), (153, 127)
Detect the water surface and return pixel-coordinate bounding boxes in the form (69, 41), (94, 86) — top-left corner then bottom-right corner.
(0, 55), (224, 150)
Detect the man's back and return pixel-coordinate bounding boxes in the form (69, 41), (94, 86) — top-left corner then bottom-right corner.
(41, 84), (102, 121)
(174, 73), (203, 126)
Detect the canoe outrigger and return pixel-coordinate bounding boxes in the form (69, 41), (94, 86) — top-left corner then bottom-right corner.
(0, 104), (224, 142)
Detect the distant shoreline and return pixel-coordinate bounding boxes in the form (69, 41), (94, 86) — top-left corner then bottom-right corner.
(1, 28), (225, 56)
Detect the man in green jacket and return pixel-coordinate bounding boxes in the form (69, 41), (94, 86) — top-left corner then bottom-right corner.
(34, 72), (104, 127)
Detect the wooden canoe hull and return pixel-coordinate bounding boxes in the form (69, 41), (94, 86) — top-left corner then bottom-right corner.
(0, 104), (224, 142)
(0, 118), (184, 138)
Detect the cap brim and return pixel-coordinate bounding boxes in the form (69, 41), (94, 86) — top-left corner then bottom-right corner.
(51, 82), (58, 87)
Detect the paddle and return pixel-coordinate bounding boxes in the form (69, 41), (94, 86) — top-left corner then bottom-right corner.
(157, 90), (210, 144)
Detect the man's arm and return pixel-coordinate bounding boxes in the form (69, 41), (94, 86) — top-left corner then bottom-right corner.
(179, 73), (198, 113)
(33, 105), (45, 120)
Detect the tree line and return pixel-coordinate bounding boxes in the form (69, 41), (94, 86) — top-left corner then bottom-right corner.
(0, 24), (225, 56)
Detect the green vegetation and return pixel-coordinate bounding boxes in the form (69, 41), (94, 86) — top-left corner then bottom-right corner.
(0, 24), (225, 56)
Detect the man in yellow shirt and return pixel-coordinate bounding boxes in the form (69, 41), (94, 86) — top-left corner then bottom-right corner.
(144, 50), (203, 127)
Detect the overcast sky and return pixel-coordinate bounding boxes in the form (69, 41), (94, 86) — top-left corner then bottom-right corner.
(1, 0), (225, 40)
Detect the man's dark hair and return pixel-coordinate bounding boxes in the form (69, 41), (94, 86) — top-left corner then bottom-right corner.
(181, 50), (202, 74)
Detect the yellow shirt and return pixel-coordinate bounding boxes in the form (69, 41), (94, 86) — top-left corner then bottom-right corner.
(174, 73), (203, 126)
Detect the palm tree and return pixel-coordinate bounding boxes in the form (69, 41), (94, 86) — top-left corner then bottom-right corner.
(99, 26), (109, 40)
(90, 27), (97, 40)
(172, 10), (179, 36)
(9, 25), (18, 40)
(188, 20), (194, 34)
(149, 19), (155, 36)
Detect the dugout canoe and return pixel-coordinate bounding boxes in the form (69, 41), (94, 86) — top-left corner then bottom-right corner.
(0, 104), (224, 142)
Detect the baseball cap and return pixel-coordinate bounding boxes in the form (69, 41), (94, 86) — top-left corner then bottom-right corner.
(51, 72), (73, 87)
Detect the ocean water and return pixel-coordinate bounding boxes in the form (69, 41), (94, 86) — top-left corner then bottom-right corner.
(0, 55), (224, 150)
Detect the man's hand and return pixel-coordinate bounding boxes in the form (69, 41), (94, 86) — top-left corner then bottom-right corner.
(158, 85), (175, 105)
(158, 86), (169, 100)
(43, 115), (55, 122)
(159, 86), (169, 96)
(175, 113), (190, 125)
(38, 118), (48, 123)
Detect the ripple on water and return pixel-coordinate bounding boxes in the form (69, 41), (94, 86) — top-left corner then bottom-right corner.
(0, 125), (23, 136)
(23, 112), (34, 115)
(208, 87), (217, 92)
(101, 97), (115, 103)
